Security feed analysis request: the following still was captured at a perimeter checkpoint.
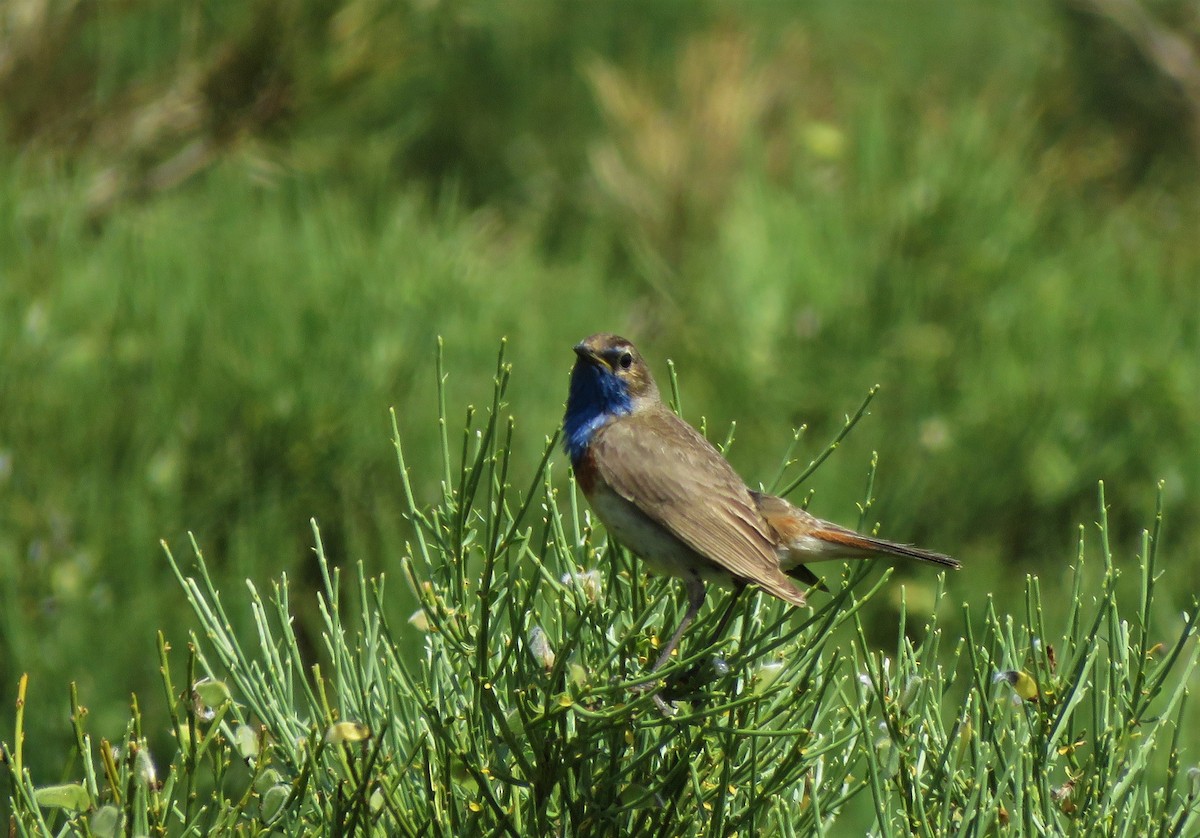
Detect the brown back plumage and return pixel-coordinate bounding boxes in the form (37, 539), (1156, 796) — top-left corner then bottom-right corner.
(589, 404), (808, 607)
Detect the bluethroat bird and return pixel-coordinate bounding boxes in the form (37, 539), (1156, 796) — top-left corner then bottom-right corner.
(563, 333), (959, 689)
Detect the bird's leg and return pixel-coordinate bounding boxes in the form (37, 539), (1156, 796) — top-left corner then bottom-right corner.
(648, 574), (706, 674)
(633, 574), (706, 710)
(672, 584), (745, 691)
(637, 575), (706, 716)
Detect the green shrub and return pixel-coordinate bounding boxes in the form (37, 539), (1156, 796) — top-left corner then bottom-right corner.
(5, 351), (1197, 834)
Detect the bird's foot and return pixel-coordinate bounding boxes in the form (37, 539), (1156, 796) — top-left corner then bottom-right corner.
(630, 654), (730, 716)
(652, 694), (677, 717)
(629, 676), (679, 717)
(674, 654), (730, 693)
(629, 677), (660, 695)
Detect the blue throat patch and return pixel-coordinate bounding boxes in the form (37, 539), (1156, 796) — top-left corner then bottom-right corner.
(563, 361), (633, 464)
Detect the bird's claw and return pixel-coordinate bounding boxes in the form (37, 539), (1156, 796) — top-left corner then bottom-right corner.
(629, 678), (660, 695)
(629, 677), (679, 716)
(652, 694), (677, 717)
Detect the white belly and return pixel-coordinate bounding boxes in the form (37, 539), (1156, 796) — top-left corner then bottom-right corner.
(589, 485), (735, 586)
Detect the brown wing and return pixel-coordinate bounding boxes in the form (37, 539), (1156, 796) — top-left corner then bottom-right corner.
(591, 406), (807, 607)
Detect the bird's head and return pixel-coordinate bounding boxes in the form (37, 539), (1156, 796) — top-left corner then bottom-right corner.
(571, 333), (659, 401)
(562, 333), (659, 462)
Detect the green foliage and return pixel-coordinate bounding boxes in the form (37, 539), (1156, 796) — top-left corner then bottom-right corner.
(4, 354), (1197, 834)
(0, 167), (609, 768)
(0, 0), (714, 216)
(6, 0), (1200, 814)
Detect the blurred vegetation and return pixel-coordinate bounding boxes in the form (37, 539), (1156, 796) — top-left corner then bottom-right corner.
(3, 0), (1200, 792)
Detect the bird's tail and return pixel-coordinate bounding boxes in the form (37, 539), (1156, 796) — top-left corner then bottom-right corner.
(794, 524), (962, 570)
(751, 491), (961, 572)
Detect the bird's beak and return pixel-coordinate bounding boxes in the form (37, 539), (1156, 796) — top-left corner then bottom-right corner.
(573, 343), (607, 368)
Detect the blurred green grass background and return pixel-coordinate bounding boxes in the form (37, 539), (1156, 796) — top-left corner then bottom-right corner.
(3, 0), (1200, 780)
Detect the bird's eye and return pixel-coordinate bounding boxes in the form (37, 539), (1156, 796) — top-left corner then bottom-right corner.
(618, 352), (633, 370)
